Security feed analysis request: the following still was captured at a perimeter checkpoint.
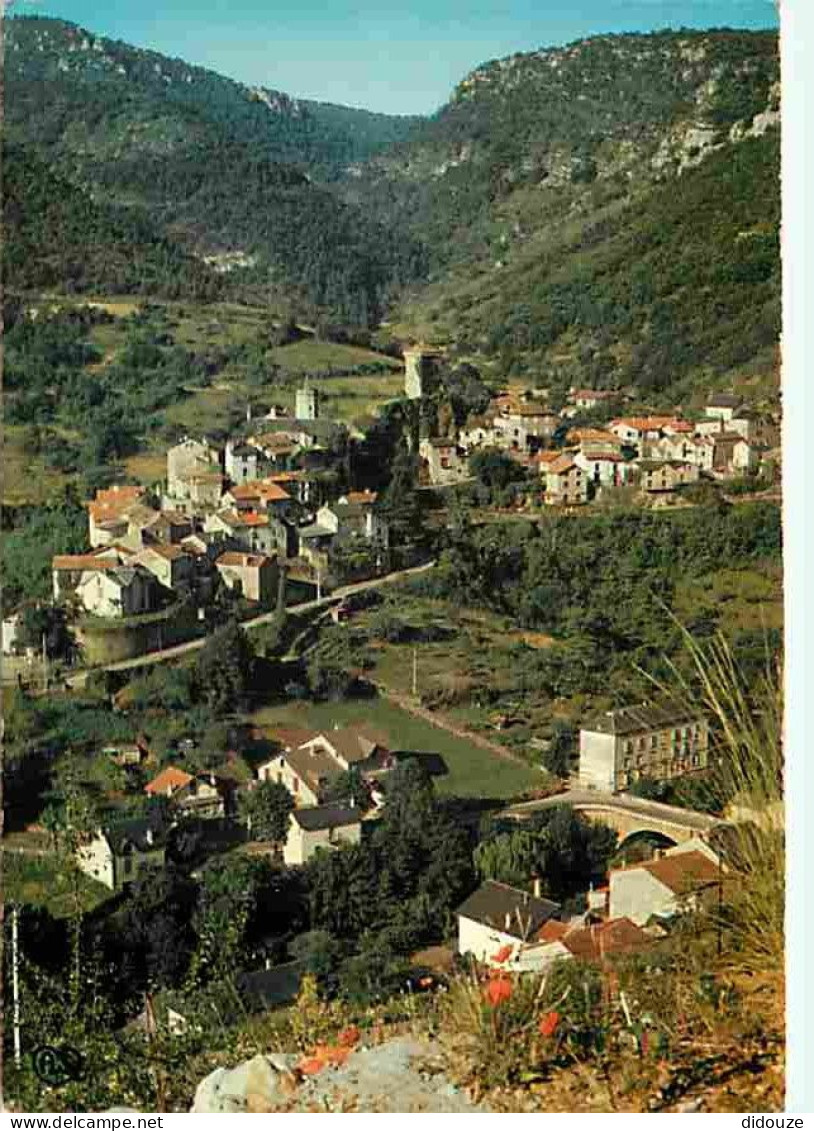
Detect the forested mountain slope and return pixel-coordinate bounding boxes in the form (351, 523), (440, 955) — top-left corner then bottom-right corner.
(363, 29), (780, 401)
(4, 16), (425, 322)
(5, 17), (780, 399)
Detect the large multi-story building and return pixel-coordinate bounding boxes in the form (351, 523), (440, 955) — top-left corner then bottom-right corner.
(578, 704), (709, 793)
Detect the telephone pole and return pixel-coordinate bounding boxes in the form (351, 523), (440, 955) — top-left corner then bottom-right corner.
(12, 905), (21, 1067)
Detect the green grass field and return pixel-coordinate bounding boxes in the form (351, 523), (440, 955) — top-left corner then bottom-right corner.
(3, 848), (111, 916)
(249, 695), (541, 800)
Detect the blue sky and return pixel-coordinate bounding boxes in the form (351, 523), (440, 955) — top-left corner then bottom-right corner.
(13, 0), (778, 114)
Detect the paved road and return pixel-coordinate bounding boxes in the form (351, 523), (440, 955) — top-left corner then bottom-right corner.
(65, 559), (436, 684)
(501, 788), (723, 833)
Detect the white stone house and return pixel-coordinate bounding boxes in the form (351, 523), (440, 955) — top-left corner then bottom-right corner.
(608, 418), (674, 450)
(225, 440), (261, 484)
(609, 846), (721, 926)
(317, 492), (385, 545)
(256, 726), (394, 808)
(282, 805), (363, 865)
(711, 434), (759, 477)
(52, 546), (133, 603)
(459, 417), (498, 451)
(133, 544), (195, 594)
(76, 820), (166, 892)
(704, 393), (744, 424)
(75, 566), (155, 619)
(578, 704), (709, 793)
(215, 551), (278, 604)
(545, 454), (588, 505)
(575, 450), (633, 488)
(456, 880), (561, 964)
(167, 437), (221, 497)
(493, 403), (558, 452)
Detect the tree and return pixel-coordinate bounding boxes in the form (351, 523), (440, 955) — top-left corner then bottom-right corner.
(240, 780), (294, 847)
(306, 626), (368, 700)
(377, 439), (422, 548)
(323, 766), (373, 811)
(477, 806), (617, 901)
(474, 828), (538, 889)
(189, 856), (273, 982)
(18, 604), (76, 661)
(193, 619), (255, 714)
(540, 721), (577, 778)
(469, 448), (526, 493)
(289, 929), (345, 991)
(98, 866), (197, 992)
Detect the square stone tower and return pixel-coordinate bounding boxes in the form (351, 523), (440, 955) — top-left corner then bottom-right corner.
(404, 347), (444, 400)
(295, 381), (319, 420)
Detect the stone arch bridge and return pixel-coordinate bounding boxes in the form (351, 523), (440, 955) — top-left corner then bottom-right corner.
(500, 789), (725, 845)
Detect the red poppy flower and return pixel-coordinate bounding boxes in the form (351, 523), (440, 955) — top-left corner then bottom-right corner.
(484, 975), (513, 1007)
(538, 1010), (560, 1038)
(337, 1025), (361, 1048)
(491, 944), (513, 964)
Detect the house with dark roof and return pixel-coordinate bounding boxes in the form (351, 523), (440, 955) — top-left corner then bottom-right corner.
(456, 879), (561, 963)
(225, 439), (261, 484)
(76, 818), (168, 891)
(609, 843), (722, 926)
(282, 804), (364, 865)
(75, 563), (156, 619)
(578, 703), (709, 792)
(704, 393), (745, 423)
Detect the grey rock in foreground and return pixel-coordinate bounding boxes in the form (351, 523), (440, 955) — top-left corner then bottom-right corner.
(191, 1040), (488, 1113)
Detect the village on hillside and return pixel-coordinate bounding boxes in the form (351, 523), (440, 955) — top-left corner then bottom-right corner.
(3, 345), (780, 675)
(3, 337), (769, 1016)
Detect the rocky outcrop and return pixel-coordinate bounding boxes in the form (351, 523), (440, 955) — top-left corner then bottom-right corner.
(191, 1039), (489, 1113)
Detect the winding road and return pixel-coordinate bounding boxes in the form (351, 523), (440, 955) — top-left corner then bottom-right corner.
(63, 560), (437, 687)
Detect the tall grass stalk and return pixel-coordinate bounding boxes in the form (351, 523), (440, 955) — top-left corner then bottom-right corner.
(647, 625), (784, 978)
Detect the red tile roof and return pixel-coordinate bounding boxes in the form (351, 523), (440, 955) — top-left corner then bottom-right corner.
(145, 766), (193, 796)
(53, 555), (122, 571)
(343, 490), (378, 505)
(140, 544), (188, 561)
(610, 417), (676, 433)
(536, 920), (569, 943)
(548, 454), (579, 474)
(216, 551), (274, 569)
(229, 480), (291, 503)
(530, 450), (563, 466)
(561, 917), (651, 961)
(641, 850), (720, 894)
